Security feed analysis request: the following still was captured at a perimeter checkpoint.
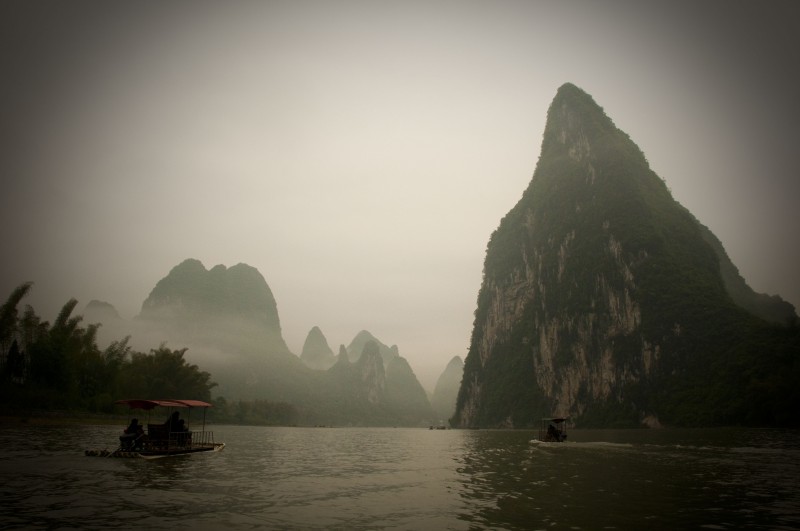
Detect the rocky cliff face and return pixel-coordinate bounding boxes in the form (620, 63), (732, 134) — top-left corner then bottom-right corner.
(346, 330), (399, 364)
(452, 83), (799, 428)
(355, 340), (387, 404)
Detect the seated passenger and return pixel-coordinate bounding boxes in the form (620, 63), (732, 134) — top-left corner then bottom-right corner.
(547, 423), (558, 441)
(119, 418), (144, 449)
(165, 411), (180, 432)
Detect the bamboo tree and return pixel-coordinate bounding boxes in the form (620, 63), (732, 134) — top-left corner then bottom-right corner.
(0, 282), (33, 356)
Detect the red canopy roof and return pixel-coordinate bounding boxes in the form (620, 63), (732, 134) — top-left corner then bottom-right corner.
(115, 399), (212, 410)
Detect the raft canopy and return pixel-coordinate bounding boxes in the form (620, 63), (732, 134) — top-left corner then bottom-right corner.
(115, 399), (212, 410)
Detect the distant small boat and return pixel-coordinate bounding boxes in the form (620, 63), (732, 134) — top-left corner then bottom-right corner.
(539, 417), (568, 442)
(85, 399), (225, 459)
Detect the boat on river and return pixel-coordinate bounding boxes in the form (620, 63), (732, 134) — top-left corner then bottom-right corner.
(538, 417), (568, 442)
(85, 399), (225, 459)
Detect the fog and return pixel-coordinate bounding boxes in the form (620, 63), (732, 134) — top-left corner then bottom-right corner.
(2, 0), (798, 390)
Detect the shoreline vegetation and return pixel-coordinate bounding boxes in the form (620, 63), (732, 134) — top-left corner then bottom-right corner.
(2, 282), (290, 426)
(0, 410), (129, 426)
(0, 409), (281, 427)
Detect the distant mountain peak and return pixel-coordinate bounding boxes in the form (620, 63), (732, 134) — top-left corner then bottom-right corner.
(141, 259), (278, 319)
(346, 330), (398, 364)
(84, 299), (121, 322)
(138, 258), (289, 353)
(301, 326), (336, 370)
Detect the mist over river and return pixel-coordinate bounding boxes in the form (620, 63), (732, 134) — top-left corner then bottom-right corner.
(1, 423), (798, 530)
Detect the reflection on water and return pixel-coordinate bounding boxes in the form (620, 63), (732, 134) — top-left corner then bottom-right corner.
(0, 424), (798, 530)
(457, 428), (800, 530)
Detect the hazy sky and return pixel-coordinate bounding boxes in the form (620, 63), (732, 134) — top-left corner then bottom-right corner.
(2, 0), (799, 390)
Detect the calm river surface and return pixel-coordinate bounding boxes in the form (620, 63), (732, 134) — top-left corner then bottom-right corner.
(1, 423), (798, 530)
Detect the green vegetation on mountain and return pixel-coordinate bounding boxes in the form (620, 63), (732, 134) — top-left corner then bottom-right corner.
(454, 83), (799, 428)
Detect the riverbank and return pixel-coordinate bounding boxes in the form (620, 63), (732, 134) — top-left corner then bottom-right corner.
(0, 410), (127, 426)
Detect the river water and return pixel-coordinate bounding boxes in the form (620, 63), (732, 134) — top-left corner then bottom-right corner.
(1, 423), (798, 530)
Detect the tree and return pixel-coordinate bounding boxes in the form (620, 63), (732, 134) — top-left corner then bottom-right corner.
(119, 345), (217, 400)
(0, 282), (33, 363)
(1, 284), (219, 413)
(4, 339), (25, 383)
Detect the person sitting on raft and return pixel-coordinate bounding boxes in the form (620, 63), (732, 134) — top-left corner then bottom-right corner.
(119, 418), (144, 449)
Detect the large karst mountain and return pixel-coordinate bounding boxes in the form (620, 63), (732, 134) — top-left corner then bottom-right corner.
(452, 83), (799, 429)
(136, 259), (308, 403)
(139, 258), (291, 356)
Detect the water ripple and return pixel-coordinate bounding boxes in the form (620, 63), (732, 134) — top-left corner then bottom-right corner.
(0, 424), (798, 529)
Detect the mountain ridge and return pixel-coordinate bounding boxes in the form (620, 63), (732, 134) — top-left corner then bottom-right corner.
(89, 259), (437, 426)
